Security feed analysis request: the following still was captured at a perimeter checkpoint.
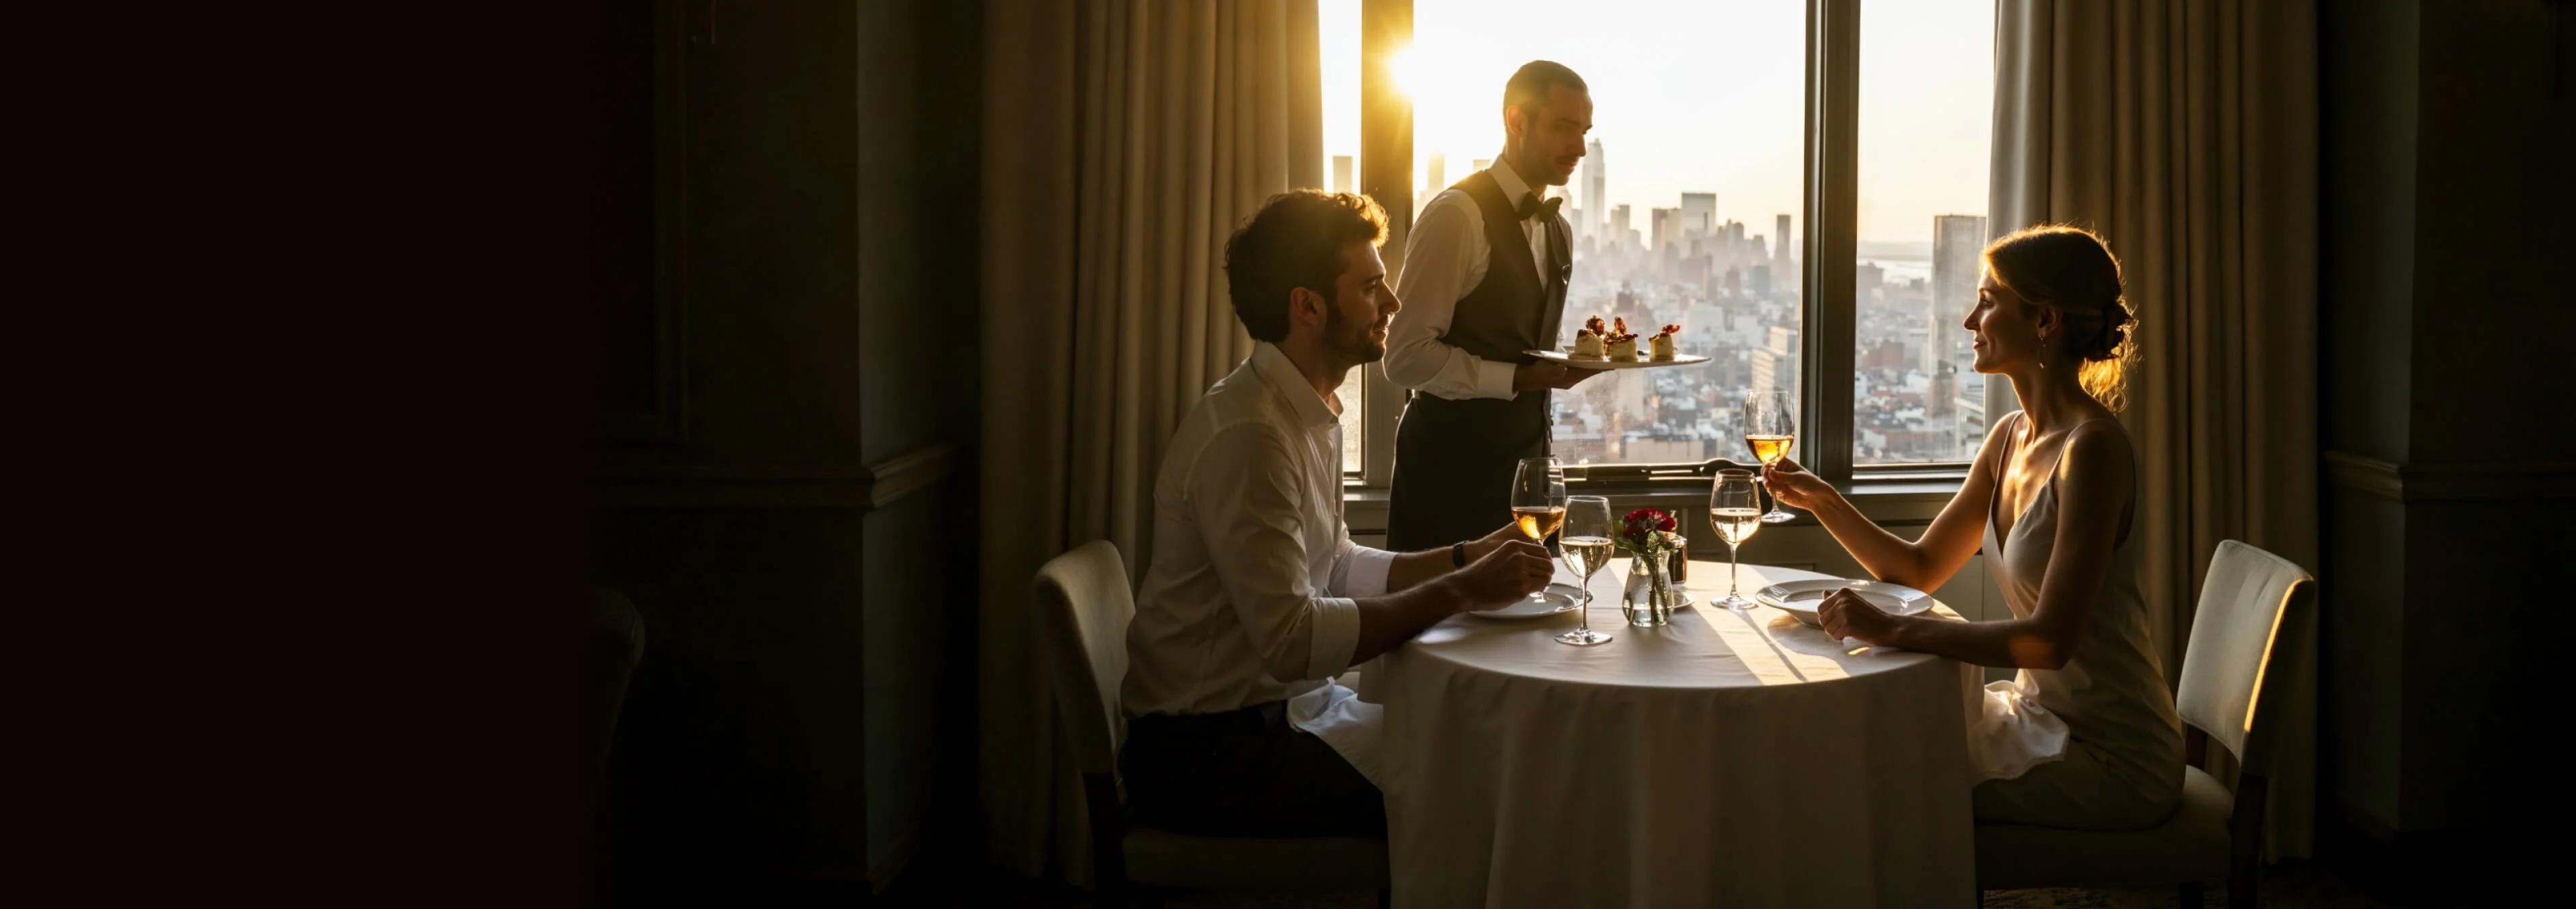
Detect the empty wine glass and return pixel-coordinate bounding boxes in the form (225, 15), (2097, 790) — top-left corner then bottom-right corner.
(1709, 470), (1763, 610)
(1555, 496), (1615, 646)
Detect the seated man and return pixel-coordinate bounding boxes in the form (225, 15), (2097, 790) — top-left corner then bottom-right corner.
(1121, 189), (1557, 838)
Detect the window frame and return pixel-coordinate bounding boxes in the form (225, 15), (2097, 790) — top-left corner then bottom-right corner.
(1345, 0), (2009, 496)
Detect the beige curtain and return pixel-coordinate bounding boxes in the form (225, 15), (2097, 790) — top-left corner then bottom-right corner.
(977, 0), (1322, 885)
(1992, 0), (2320, 860)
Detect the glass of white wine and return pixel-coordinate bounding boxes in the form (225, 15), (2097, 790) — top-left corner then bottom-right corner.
(1509, 457), (1567, 608)
(1710, 470), (1764, 611)
(1743, 391), (1798, 524)
(1555, 495), (1615, 646)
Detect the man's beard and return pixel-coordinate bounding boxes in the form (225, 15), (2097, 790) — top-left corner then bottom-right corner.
(1325, 308), (1386, 365)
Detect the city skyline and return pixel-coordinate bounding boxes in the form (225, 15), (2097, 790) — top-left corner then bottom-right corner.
(1324, 0), (1998, 468)
(1321, 0), (1994, 245)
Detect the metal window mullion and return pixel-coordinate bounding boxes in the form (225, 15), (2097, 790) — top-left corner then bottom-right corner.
(1801, 0), (1861, 487)
(1358, 0), (1412, 487)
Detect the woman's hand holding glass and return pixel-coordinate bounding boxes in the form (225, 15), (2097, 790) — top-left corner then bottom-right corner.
(1757, 457), (1841, 513)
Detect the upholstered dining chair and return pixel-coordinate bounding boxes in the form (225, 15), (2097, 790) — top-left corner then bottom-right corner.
(1975, 540), (2318, 908)
(1032, 540), (1392, 908)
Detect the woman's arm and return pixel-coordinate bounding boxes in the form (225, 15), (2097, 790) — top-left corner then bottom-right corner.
(1767, 416), (2015, 592)
(1826, 421), (2134, 669)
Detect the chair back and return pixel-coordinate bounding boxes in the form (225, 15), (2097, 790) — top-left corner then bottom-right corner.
(2175, 540), (2316, 768)
(1033, 540), (1135, 776)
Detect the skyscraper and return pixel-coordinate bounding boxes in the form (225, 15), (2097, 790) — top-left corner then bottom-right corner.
(1583, 139), (1605, 236)
(1680, 193), (1716, 239)
(1333, 155), (1353, 194)
(1428, 154), (1446, 195)
(1751, 325), (1798, 400)
(1775, 214), (1794, 273)
(1651, 207), (1681, 254)
(1472, 158), (1490, 172)
(1929, 214), (1988, 375)
(1611, 204), (1632, 250)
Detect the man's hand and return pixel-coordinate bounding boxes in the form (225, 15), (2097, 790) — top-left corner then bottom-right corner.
(1462, 521), (1529, 563)
(1513, 361), (1604, 393)
(1448, 539), (1555, 611)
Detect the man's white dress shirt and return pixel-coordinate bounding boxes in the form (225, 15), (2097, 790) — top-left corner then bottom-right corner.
(1123, 342), (1397, 783)
(1383, 161), (1571, 401)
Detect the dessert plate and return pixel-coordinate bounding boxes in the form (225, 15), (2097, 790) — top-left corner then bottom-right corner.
(1755, 578), (1932, 628)
(1525, 348), (1712, 370)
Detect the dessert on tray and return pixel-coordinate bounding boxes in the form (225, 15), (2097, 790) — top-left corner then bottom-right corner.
(1571, 315), (1608, 360)
(1606, 317), (1641, 362)
(1563, 315), (1684, 365)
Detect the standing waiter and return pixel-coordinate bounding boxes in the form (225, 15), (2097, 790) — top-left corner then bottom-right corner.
(1382, 61), (1600, 552)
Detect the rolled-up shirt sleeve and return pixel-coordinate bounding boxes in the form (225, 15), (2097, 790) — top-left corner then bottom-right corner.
(1193, 425), (1362, 682)
(1383, 197), (1519, 401)
(1329, 538), (1397, 598)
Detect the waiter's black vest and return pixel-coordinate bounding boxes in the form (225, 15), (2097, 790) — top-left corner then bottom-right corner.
(1385, 170), (1571, 552)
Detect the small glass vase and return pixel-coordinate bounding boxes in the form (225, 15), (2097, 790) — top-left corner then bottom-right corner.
(1622, 549), (1682, 627)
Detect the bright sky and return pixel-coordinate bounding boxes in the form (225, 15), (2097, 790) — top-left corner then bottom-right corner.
(1322, 0), (1994, 248)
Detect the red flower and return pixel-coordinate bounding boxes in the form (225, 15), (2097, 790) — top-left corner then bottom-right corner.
(1619, 508), (1676, 552)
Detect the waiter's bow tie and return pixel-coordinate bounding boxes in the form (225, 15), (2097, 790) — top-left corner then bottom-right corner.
(1515, 194), (1563, 223)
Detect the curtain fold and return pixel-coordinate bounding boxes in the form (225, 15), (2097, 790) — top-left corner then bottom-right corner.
(1992, 0), (2320, 861)
(978, 0), (1322, 885)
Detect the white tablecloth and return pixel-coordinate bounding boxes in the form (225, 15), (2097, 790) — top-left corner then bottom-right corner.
(1363, 560), (1981, 908)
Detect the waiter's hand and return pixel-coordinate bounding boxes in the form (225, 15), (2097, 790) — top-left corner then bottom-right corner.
(1514, 361), (1601, 392)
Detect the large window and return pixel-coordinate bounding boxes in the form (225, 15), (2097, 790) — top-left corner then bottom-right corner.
(1854, 0), (1995, 465)
(1331, 0), (1990, 487)
(1323, 0), (1367, 472)
(1408, 0), (1809, 469)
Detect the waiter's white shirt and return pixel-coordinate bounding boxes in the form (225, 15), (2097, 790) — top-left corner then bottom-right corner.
(1383, 162), (1571, 402)
(1123, 342), (1396, 783)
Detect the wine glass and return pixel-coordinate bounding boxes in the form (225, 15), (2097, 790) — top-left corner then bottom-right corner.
(1742, 391), (1799, 523)
(1709, 470), (1764, 610)
(1555, 495), (1615, 646)
(1509, 457), (1567, 607)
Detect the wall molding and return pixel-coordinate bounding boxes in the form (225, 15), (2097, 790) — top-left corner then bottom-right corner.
(862, 444), (958, 511)
(2322, 452), (2405, 501)
(2322, 451), (2576, 503)
(595, 444), (961, 510)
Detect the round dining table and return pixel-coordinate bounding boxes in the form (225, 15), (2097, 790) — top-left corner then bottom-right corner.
(1358, 559), (1983, 908)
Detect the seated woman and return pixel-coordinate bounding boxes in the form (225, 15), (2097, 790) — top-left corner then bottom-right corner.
(1764, 225), (2182, 830)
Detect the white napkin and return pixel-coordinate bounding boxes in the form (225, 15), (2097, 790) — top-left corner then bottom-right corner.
(1286, 681), (1387, 788)
(1967, 672), (2069, 781)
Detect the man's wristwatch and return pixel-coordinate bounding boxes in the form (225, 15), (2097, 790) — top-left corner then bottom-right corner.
(1452, 541), (1468, 568)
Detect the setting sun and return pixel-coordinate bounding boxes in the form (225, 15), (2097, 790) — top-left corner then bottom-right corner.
(1386, 45), (1421, 99)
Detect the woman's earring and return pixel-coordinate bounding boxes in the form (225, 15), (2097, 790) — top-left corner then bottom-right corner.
(2038, 332), (2048, 370)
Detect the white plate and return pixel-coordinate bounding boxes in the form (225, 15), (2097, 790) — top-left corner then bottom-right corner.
(1468, 583), (1584, 620)
(1523, 348), (1713, 371)
(1755, 578), (1931, 628)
